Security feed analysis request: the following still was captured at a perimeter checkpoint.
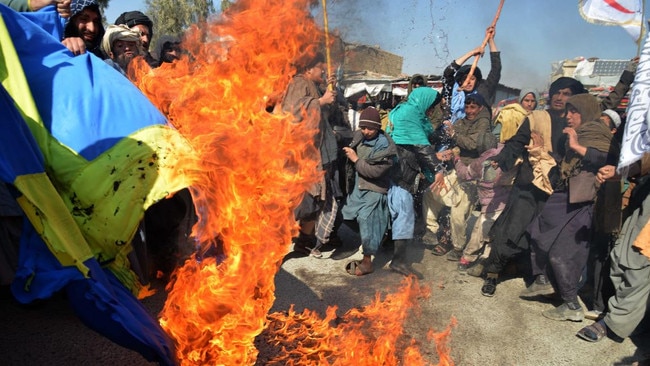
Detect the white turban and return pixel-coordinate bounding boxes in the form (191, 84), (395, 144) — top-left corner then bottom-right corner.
(101, 24), (142, 58)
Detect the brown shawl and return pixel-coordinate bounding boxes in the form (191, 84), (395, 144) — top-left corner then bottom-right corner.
(560, 119), (613, 180)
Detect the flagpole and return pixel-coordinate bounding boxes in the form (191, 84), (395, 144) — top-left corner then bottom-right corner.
(639, 0), (646, 56)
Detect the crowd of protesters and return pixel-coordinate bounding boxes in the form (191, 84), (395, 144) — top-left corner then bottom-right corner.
(0, 0), (649, 351)
(280, 28), (648, 347)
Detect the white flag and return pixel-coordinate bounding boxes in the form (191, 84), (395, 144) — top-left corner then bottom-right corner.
(579, 0), (645, 42)
(618, 29), (650, 175)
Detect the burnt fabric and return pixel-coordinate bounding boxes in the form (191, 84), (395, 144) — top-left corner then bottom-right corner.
(0, 5), (185, 364)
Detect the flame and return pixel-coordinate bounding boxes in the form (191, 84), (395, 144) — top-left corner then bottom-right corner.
(133, 0), (455, 364)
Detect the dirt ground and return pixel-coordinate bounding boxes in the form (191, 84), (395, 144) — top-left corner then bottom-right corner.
(1, 221), (649, 365)
(274, 234), (650, 366)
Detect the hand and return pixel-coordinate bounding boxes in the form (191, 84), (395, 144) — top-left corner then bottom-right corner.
(443, 120), (454, 137)
(325, 75), (337, 88)
(342, 147), (358, 163)
(430, 171), (447, 195)
(562, 127), (579, 149)
(62, 37), (87, 56)
(320, 89), (336, 106)
(525, 131), (544, 151)
(596, 165), (617, 183)
(485, 26), (496, 39)
(626, 56), (640, 73)
(56, 0), (72, 18)
(436, 149), (453, 161)
(470, 46), (484, 58)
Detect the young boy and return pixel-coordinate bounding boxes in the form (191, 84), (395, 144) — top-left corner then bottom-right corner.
(341, 107), (397, 276)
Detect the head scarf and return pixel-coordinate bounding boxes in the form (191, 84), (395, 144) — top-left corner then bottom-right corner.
(154, 34), (182, 61)
(560, 94), (614, 179)
(100, 25), (142, 59)
(64, 0), (104, 51)
(565, 93), (601, 123)
(70, 0), (98, 18)
(519, 89), (537, 107)
(114, 11), (153, 38)
(387, 87), (440, 145)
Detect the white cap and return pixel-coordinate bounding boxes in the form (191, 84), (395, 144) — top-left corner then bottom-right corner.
(601, 109), (621, 128)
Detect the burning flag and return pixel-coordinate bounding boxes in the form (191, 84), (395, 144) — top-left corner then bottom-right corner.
(0, 4), (192, 364)
(579, 0), (646, 43)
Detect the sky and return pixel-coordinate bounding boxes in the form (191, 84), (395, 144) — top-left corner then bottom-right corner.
(104, 0), (647, 91)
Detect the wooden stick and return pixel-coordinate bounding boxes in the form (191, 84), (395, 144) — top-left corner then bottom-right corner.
(321, 0), (333, 90)
(460, 0), (505, 90)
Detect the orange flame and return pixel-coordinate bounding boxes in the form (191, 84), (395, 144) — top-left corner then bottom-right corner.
(133, 0), (455, 364)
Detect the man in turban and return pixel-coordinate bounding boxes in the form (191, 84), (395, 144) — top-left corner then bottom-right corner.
(114, 10), (157, 67)
(100, 24), (142, 76)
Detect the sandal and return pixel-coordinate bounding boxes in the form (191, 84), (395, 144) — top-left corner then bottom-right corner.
(309, 248), (323, 258)
(345, 260), (374, 276)
(431, 243), (451, 256)
(576, 321), (607, 342)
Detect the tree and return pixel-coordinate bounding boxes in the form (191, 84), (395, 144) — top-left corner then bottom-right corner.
(145, 0), (215, 43)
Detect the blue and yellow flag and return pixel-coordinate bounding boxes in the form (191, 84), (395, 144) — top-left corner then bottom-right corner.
(0, 4), (193, 364)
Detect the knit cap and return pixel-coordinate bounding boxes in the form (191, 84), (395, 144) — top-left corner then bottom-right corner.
(358, 107), (382, 130)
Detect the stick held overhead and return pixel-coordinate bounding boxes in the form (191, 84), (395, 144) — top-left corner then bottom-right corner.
(460, 0), (505, 91)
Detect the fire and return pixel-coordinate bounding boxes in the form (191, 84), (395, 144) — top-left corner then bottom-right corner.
(133, 0), (455, 364)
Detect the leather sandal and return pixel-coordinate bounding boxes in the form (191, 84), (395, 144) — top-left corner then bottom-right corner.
(576, 321), (607, 342)
(431, 243), (451, 256)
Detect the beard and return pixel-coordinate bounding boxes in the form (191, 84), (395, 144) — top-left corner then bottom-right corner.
(116, 54), (135, 71)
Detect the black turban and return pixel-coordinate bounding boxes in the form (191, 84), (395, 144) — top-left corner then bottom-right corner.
(549, 77), (587, 97)
(114, 11), (153, 36)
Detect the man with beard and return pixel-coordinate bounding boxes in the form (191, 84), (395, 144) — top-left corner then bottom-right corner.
(114, 11), (158, 67)
(62, 0), (105, 58)
(154, 35), (183, 66)
(100, 25), (142, 76)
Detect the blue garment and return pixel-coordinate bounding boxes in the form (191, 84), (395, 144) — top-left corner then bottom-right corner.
(340, 134), (392, 255)
(0, 5), (176, 364)
(341, 186), (388, 256)
(387, 87), (438, 145)
(387, 184), (415, 240)
(450, 83), (480, 124)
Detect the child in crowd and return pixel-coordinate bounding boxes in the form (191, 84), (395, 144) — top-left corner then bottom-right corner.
(341, 107), (397, 275)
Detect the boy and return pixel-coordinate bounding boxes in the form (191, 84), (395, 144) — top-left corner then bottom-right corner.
(341, 107), (397, 275)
